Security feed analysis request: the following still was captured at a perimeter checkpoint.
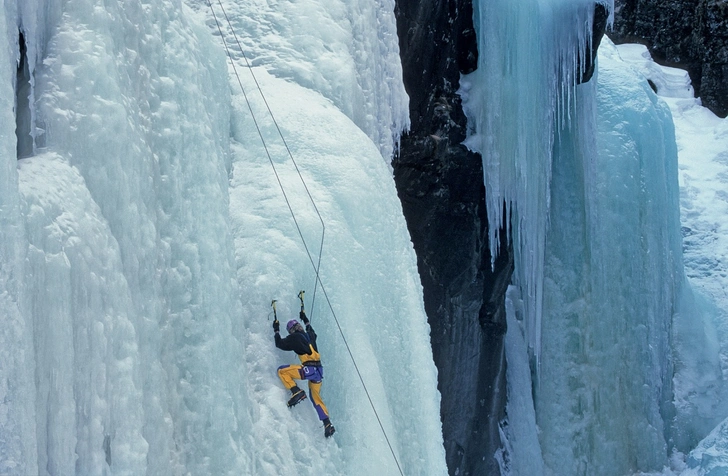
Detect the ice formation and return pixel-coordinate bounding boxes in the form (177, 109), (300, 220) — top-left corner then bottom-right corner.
(0, 0), (445, 474)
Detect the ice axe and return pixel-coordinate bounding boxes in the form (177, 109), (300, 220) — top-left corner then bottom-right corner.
(271, 299), (278, 323)
(298, 290), (305, 313)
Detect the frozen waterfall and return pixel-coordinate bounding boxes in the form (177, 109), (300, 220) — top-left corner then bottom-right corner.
(0, 0), (446, 474)
(460, 0), (728, 474)
(3, 0), (728, 474)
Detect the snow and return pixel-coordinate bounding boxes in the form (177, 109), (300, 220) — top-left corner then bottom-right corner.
(683, 417), (728, 476)
(0, 0), (445, 474)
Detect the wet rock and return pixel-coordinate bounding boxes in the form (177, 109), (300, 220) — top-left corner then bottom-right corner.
(393, 1), (512, 474)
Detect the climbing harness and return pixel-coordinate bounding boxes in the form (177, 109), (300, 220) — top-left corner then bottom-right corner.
(208, 2), (404, 474)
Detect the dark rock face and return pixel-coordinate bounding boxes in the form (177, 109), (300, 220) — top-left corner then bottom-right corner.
(392, 1), (513, 475)
(579, 4), (611, 84)
(611, 0), (728, 117)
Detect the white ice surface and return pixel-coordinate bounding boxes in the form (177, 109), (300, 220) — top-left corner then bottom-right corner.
(0, 0), (446, 474)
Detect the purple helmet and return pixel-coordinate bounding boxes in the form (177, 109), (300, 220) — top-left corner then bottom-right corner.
(286, 319), (300, 333)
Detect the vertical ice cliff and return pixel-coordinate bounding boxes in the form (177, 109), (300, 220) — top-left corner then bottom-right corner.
(1, 0), (447, 474)
(5, 0), (249, 473)
(211, 0), (446, 472)
(460, 0), (724, 473)
(460, 0), (604, 367)
(534, 39), (680, 473)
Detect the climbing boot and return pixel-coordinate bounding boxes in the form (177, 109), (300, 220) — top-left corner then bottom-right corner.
(323, 418), (336, 438)
(287, 386), (307, 407)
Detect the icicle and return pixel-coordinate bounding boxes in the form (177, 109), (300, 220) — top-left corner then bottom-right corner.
(460, 0), (612, 371)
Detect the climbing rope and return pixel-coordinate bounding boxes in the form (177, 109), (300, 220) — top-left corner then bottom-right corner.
(207, 2), (404, 475)
(207, 1), (324, 315)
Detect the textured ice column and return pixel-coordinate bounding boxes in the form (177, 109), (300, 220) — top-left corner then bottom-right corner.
(460, 0), (686, 472)
(0, 2), (38, 473)
(615, 43), (728, 453)
(536, 40), (681, 475)
(18, 154), (148, 475)
(228, 69), (447, 475)
(460, 0), (604, 374)
(29, 0), (250, 473)
(202, 0), (409, 161)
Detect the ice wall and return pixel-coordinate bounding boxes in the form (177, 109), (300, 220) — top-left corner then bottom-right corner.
(1, 0), (446, 474)
(208, 0), (446, 472)
(460, 0), (708, 473)
(7, 0), (251, 473)
(616, 42), (728, 465)
(200, 0), (409, 161)
(2, 0), (246, 472)
(0, 2), (36, 472)
(535, 40), (681, 474)
(226, 68), (445, 475)
(460, 0), (602, 364)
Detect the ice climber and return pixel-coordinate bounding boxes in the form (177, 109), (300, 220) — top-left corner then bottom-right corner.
(273, 292), (335, 438)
